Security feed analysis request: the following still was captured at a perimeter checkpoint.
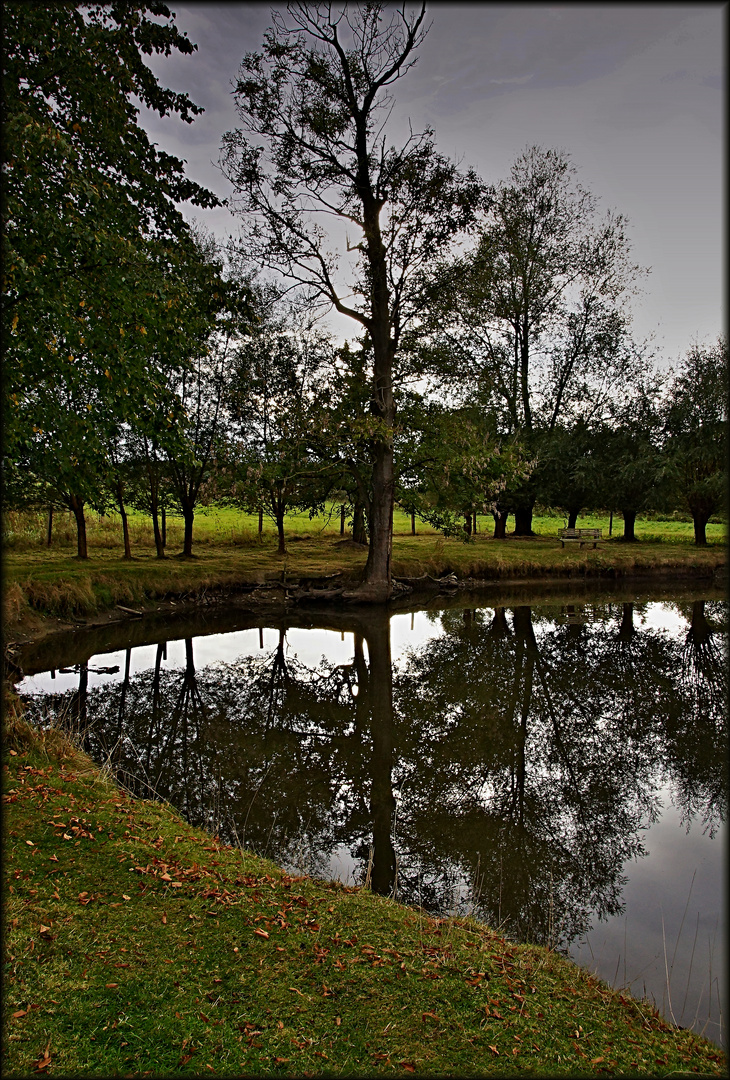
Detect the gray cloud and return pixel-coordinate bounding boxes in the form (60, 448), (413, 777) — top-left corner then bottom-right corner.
(134, 2), (724, 361)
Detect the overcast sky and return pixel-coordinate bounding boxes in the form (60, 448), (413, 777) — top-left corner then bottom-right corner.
(138, 3), (725, 365)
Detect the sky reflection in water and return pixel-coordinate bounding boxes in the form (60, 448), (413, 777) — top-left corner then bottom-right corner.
(18, 596), (726, 1045)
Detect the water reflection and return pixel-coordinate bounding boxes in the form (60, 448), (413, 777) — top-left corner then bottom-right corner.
(17, 595), (726, 1041)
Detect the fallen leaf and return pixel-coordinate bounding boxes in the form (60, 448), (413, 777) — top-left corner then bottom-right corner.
(105, 983), (118, 989)
(488, 1045), (499, 1055)
(400, 1064), (416, 1074)
(26, 840), (34, 846)
(39, 925), (51, 935)
(253, 929), (269, 939)
(162, 912), (167, 925)
(48, 855), (58, 863)
(12, 1009), (28, 1019)
(422, 1011), (440, 1022)
(591, 1058), (605, 1065)
(122, 894), (131, 901)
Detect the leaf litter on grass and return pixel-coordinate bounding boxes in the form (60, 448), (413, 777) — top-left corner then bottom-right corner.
(3, 719), (727, 1077)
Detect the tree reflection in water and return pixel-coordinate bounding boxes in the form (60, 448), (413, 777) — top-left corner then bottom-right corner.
(20, 599), (727, 953)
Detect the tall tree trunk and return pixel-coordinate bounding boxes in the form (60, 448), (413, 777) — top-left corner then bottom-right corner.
(567, 507), (579, 529)
(258, 508), (264, 536)
(161, 506), (167, 549)
(411, 510), (416, 536)
(68, 494), (88, 559)
(340, 503), (346, 536)
(364, 616), (396, 896)
(493, 509), (509, 539)
(463, 512), (472, 538)
(620, 509), (637, 542)
(472, 511), (477, 534)
(362, 441), (393, 597)
(46, 505), (53, 547)
(360, 202), (395, 600)
(116, 479), (132, 559)
(608, 508), (613, 537)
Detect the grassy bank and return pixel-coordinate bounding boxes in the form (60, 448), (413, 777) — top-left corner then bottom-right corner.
(3, 700), (725, 1077)
(2, 508), (726, 634)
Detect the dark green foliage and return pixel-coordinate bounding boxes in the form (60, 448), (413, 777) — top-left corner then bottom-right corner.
(2, 3), (219, 534)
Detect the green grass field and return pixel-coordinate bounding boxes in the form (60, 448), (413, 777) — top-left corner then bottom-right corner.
(3, 704), (725, 1077)
(3, 504), (726, 554)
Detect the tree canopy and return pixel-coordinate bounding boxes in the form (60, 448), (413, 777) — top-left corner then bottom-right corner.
(2, 2), (220, 522)
(220, 2), (485, 597)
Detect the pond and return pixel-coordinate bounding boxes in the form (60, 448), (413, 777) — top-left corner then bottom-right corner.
(14, 582), (727, 1047)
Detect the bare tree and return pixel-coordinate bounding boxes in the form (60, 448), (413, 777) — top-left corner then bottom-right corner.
(220, 2), (484, 599)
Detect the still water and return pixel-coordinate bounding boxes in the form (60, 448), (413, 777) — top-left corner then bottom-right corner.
(15, 587), (727, 1046)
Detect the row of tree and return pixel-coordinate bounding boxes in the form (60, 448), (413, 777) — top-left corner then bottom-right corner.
(3, 5), (726, 580)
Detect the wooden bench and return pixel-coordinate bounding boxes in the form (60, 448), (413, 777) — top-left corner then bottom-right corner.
(558, 527), (602, 548)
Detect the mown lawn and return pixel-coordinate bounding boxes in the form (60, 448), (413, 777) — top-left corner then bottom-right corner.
(3, 703), (726, 1077)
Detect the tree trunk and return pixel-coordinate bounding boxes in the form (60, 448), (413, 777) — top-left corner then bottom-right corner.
(258, 508), (264, 536)
(181, 496), (195, 557)
(618, 602), (635, 642)
(115, 479), (132, 559)
(353, 500), (368, 545)
(411, 510), (416, 536)
(620, 509), (637, 542)
(567, 508), (579, 529)
(608, 508), (613, 537)
(151, 503), (165, 557)
(688, 600), (711, 646)
(489, 606), (510, 637)
(364, 616), (396, 896)
(692, 510), (710, 546)
(472, 511), (477, 534)
(68, 494), (88, 559)
(362, 440), (393, 598)
(341, 504), (346, 536)
(359, 191), (395, 601)
(463, 513), (472, 538)
(273, 501), (286, 555)
(493, 509), (509, 539)
(513, 502), (535, 536)
(161, 506), (167, 549)
(46, 505), (53, 547)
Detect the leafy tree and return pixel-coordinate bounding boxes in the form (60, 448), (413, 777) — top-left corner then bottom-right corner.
(663, 337), (728, 545)
(2, 2), (219, 529)
(220, 2), (484, 598)
(164, 233), (255, 557)
(421, 145), (648, 534)
(396, 401), (531, 540)
(227, 302), (332, 554)
(540, 382), (668, 541)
